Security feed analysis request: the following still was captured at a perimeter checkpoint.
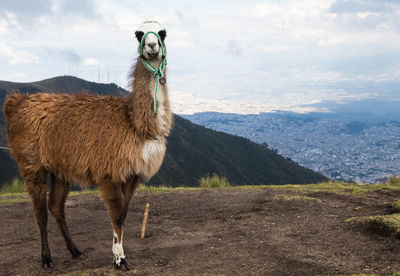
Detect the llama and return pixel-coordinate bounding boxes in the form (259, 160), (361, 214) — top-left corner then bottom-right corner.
(3, 21), (172, 271)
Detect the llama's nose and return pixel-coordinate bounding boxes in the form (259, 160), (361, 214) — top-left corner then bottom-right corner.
(148, 42), (156, 50)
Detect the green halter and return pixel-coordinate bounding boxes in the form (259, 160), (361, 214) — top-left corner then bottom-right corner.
(140, 31), (167, 114)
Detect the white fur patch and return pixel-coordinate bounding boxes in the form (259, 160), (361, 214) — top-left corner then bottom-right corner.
(143, 34), (160, 57)
(112, 231), (125, 265)
(154, 84), (169, 133)
(142, 138), (166, 163)
(157, 104), (167, 131)
(138, 21), (164, 34)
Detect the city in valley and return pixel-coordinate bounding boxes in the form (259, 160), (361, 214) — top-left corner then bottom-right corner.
(183, 109), (400, 183)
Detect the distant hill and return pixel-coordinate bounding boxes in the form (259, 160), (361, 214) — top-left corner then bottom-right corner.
(0, 76), (126, 97)
(0, 76), (327, 186)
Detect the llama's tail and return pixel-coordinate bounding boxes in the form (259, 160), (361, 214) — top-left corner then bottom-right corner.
(3, 93), (27, 122)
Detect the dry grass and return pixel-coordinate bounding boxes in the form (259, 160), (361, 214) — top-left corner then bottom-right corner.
(237, 177), (400, 196)
(346, 214), (400, 237)
(0, 178), (25, 194)
(199, 174), (230, 188)
(391, 200), (400, 213)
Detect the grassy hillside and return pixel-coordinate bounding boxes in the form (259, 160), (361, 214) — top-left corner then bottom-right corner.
(152, 115), (326, 186)
(0, 76), (327, 186)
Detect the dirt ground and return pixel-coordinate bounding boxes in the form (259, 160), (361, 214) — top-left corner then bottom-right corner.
(1, 187), (400, 276)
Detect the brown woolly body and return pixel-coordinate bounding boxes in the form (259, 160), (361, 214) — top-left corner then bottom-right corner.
(4, 57), (172, 186)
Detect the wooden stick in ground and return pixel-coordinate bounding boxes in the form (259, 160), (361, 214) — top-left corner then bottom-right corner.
(141, 203), (150, 238)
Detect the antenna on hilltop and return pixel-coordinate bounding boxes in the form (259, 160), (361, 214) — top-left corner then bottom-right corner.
(98, 64), (101, 83)
(107, 67), (110, 83)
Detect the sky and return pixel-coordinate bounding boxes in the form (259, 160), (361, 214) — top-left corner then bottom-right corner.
(0, 0), (399, 114)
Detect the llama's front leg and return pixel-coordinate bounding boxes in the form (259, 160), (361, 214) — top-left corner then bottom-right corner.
(112, 175), (140, 269)
(101, 184), (130, 271)
(112, 224), (129, 270)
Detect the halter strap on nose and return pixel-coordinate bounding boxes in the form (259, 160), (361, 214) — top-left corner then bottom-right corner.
(140, 31), (165, 56)
(140, 31), (167, 114)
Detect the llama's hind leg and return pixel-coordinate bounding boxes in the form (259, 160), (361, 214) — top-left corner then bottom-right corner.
(48, 174), (86, 259)
(23, 168), (53, 268)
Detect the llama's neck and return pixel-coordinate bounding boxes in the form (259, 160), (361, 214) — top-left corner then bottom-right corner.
(126, 57), (172, 139)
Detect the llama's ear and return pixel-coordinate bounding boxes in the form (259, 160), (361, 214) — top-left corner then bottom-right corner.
(135, 31), (144, 43)
(158, 30), (167, 41)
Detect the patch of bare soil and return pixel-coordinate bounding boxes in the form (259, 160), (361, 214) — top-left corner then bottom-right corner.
(1, 188), (400, 276)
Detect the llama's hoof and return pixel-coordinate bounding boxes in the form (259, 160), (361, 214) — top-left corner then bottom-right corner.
(70, 247), (87, 259)
(41, 256), (53, 268)
(114, 258), (130, 271)
(72, 252), (87, 260)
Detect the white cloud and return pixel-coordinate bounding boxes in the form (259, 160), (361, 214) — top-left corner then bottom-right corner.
(83, 57), (101, 66)
(0, 42), (40, 64)
(8, 52), (40, 65)
(10, 72), (26, 78)
(356, 11), (380, 18)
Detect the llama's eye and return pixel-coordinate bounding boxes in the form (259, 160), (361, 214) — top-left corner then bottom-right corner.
(135, 31), (144, 42)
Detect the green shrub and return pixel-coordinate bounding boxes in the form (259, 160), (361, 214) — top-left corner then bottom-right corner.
(199, 174), (230, 188)
(1, 178), (25, 194)
(388, 175), (400, 185)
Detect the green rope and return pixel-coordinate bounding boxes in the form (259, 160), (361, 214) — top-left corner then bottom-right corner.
(0, 146), (10, 151)
(140, 31), (167, 114)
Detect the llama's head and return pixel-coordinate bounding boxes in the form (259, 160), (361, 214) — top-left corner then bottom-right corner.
(135, 21), (167, 61)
